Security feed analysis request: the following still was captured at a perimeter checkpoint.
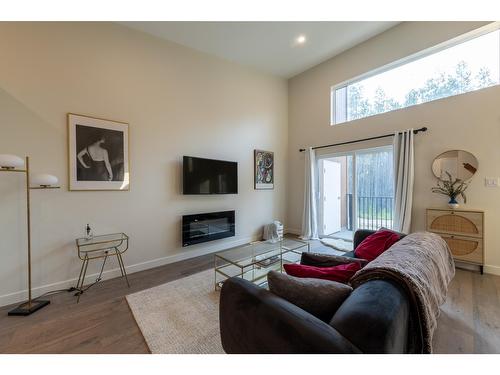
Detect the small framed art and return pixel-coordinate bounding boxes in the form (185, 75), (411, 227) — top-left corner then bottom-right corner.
(254, 149), (274, 190)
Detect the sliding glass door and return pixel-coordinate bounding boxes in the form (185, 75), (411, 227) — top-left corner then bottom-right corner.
(318, 146), (394, 240)
(354, 147), (394, 231)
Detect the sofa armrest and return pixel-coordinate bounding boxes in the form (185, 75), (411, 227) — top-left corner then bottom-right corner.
(219, 277), (361, 354)
(300, 252), (368, 267)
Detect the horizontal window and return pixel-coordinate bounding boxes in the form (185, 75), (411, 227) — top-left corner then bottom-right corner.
(332, 27), (500, 125)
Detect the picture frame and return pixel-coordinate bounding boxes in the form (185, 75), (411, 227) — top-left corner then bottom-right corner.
(68, 113), (130, 191)
(254, 149), (274, 190)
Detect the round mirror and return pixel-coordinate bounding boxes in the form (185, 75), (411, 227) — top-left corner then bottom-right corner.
(432, 150), (478, 181)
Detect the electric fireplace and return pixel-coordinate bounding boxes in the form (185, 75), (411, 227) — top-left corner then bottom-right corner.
(182, 210), (235, 246)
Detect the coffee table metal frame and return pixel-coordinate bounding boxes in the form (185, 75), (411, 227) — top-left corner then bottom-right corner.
(214, 238), (310, 290)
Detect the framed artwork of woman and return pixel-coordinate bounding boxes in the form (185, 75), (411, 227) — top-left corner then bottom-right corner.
(68, 113), (130, 191)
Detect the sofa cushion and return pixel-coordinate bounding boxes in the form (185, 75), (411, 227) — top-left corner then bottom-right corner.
(283, 262), (361, 284)
(300, 252), (368, 268)
(354, 229), (400, 261)
(267, 270), (353, 322)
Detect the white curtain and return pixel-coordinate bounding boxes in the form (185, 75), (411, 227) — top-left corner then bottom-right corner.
(300, 147), (319, 240)
(393, 129), (414, 234)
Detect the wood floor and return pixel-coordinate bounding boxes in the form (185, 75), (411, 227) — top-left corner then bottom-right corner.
(0, 240), (499, 354)
(0, 253), (214, 353)
(433, 267), (500, 353)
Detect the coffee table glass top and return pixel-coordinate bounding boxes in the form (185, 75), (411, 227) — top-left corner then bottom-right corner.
(281, 238), (309, 252)
(215, 241), (280, 267)
(215, 238), (308, 268)
(214, 238), (310, 290)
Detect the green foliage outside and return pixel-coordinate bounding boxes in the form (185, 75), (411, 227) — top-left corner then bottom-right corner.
(347, 61), (496, 121)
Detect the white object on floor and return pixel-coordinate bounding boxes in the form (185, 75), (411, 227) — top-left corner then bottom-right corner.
(126, 269), (223, 354)
(263, 220), (283, 242)
(320, 238), (353, 252)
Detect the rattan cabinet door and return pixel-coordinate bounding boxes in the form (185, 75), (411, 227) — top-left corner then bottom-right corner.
(426, 209), (483, 238)
(439, 234), (483, 265)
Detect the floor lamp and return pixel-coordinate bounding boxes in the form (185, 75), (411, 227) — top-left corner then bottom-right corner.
(0, 154), (60, 316)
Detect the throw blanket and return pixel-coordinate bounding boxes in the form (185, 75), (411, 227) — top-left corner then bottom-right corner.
(350, 232), (455, 353)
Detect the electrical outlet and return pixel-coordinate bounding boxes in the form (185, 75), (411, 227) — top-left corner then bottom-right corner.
(484, 177), (500, 188)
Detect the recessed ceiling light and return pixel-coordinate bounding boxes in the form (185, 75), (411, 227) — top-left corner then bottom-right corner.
(296, 35), (307, 45)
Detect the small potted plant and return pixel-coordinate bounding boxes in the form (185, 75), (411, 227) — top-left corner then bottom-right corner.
(431, 172), (469, 209)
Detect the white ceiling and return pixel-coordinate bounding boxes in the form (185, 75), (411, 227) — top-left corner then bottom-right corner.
(120, 22), (399, 78)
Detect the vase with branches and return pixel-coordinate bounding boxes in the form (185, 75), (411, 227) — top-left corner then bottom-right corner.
(431, 172), (469, 208)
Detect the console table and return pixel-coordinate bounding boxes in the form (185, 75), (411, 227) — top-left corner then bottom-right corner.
(426, 208), (484, 274)
(75, 232), (130, 301)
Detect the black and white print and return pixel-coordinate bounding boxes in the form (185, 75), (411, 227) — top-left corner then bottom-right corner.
(68, 114), (130, 191)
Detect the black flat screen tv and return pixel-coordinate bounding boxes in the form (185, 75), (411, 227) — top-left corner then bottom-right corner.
(183, 156), (238, 194)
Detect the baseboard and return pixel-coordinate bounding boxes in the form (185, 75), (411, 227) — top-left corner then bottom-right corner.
(455, 261), (500, 276)
(0, 234), (259, 308)
(285, 228), (301, 236)
(484, 264), (500, 276)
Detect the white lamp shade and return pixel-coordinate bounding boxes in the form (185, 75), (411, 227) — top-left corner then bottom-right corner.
(31, 174), (58, 187)
(0, 154), (24, 169)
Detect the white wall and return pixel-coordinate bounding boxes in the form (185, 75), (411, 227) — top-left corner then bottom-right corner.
(287, 21), (500, 275)
(2, 21), (499, 307)
(0, 22), (288, 306)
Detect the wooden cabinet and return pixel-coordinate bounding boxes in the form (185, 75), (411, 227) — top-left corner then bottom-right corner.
(426, 208), (484, 274)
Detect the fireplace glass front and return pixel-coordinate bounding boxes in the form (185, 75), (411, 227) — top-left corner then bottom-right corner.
(182, 210), (235, 246)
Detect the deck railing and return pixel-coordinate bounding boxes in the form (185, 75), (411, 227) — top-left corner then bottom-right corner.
(347, 194), (394, 231)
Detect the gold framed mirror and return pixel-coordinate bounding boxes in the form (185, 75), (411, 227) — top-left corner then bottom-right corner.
(432, 150), (478, 181)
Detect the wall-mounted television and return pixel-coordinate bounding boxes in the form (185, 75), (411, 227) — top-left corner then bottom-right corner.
(183, 156), (238, 194)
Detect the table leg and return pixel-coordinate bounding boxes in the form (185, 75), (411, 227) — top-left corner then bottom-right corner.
(76, 256), (87, 291)
(114, 247), (124, 277)
(214, 256), (217, 291)
(115, 248), (130, 287)
(77, 255), (90, 303)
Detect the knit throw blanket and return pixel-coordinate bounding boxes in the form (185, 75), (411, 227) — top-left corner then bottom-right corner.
(350, 232), (455, 353)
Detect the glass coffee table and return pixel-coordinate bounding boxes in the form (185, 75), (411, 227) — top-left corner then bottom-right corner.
(214, 238), (310, 290)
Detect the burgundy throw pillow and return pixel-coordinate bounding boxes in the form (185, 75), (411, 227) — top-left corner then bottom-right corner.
(354, 229), (400, 262)
(283, 262), (361, 284)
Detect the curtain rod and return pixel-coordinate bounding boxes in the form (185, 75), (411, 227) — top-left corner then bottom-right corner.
(298, 127), (428, 152)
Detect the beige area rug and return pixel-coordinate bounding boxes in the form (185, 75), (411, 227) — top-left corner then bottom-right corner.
(126, 269), (224, 354)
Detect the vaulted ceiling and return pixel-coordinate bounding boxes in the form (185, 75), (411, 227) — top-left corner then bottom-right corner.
(120, 22), (399, 77)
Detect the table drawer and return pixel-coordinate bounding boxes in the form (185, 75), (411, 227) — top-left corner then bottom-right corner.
(427, 209), (483, 238)
(439, 233), (483, 265)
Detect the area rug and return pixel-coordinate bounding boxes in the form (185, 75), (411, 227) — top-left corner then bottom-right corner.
(320, 238), (353, 252)
(126, 269), (224, 354)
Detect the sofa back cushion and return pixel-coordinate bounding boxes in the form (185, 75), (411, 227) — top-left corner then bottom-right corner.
(354, 229), (400, 261)
(267, 270), (353, 322)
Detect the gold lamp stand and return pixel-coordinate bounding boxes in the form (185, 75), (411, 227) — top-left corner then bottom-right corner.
(0, 156), (59, 316)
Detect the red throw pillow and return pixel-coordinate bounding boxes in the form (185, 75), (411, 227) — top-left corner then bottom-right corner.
(283, 262), (361, 284)
(354, 229), (400, 262)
